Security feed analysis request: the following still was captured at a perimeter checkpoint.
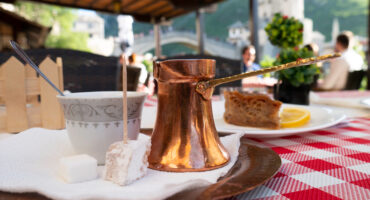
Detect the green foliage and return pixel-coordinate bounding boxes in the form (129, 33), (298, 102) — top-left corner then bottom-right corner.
(265, 13), (303, 48)
(305, 0), (368, 40)
(133, 0), (247, 41)
(15, 1), (90, 51)
(259, 55), (276, 68)
(203, 0), (248, 40)
(259, 55), (276, 78)
(147, 43), (196, 57)
(142, 59), (153, 73)
(133, 22), (153, 35)
(359, 76), (367, 91)
(265, 13), (319, 87)
(353, 41), (368, 67)
(274, 48), (319, 87)
(16, 2), (74, 30)
(46, 32), (90, 52)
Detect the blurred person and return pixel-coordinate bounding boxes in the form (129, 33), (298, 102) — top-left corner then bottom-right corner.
(304, 43), (319, 57)
(304, 43), (322, 67)
(340, 30), (364, 72)
(128, 53), (149, 92)
(342, 30), (354, 49)
(142, 53), (156, 96)
(304, 43), (321, 89)
(119, 53), (128, 67)
(242, 45), (261, 73)
(241, 45), (277, 88)
(241, 45), (262, 87)
(318, 34), (351, 90)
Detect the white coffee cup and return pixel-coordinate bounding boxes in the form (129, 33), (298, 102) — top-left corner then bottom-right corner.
(57, 91), (147, 164)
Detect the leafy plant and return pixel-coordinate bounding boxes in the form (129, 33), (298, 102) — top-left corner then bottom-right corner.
(274, 48), (319, 87)
(264, 13), (319, 87)
(260, 55), (276, 68)
(265, 13), (303, 48)
(259, 55), (276, 77)
(46, 32), (90, 52)
(142, 59), (153, 73)
(15, 1), (90, 52)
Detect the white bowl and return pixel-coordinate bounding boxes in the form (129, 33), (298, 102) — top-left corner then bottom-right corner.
(57, 91), (147, 164)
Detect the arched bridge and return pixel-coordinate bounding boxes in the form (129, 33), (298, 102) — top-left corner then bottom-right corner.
(133, 31), (241, 59)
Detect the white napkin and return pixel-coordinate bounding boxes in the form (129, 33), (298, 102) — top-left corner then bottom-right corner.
(310, 91), (370, 109)
(0, 133), (13, 140)
(0, 128), (242, 200)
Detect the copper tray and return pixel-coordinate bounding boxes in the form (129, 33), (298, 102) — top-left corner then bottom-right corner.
(0, 134), (281, 200)
(167, 136), (282, 200)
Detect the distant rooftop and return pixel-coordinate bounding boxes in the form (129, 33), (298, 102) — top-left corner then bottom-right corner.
(228, 21), (246, 29)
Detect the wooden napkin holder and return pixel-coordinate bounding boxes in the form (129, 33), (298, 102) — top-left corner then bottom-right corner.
(0, 56), (64, 133)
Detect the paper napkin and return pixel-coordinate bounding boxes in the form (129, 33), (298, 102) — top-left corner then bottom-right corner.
(0, 128), (242, 200)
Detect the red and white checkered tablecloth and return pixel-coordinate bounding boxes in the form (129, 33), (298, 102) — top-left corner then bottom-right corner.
(233, 117), (370, 200)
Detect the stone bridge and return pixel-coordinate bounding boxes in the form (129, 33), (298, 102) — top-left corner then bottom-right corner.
(133, 31), (241, 59)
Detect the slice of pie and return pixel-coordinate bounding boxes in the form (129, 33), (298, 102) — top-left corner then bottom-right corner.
(223, 91), (282, 129)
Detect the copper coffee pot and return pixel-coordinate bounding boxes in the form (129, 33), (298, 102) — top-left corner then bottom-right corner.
(148, 53), (340, 172)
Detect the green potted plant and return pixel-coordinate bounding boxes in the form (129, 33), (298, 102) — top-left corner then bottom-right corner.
(265, 13), (319, 105)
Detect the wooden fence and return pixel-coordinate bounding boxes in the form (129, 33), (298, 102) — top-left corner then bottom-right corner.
(0, 56), (64, 133)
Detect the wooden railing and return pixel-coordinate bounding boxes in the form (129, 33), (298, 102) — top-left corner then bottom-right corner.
(0, 56), (64, 133)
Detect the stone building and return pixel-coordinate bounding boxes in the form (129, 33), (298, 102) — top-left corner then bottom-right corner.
(227, 21), (250, 47)
(73, 14), (104, 39)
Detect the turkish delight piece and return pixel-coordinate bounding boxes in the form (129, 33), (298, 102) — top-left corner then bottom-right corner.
(104, 136), (151, 186)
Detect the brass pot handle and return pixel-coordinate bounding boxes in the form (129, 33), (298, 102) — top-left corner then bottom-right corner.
(196, 53), (341, 99)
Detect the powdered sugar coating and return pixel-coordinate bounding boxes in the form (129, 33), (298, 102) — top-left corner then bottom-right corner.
(103, 136), (151, 186)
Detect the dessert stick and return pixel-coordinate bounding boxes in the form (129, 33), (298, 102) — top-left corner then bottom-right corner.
(123, 56), (128, 144)
(104, 56), (151, 186)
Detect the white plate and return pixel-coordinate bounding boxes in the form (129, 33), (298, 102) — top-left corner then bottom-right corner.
(360, 98), (370, 108)
(212, 101), (346, 138)
(141, 101), (346, 138)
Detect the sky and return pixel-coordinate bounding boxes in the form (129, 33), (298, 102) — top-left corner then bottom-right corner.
(77, 9), (97, 16)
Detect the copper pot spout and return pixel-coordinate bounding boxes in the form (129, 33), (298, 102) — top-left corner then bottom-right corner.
(148, 59), (229, 172)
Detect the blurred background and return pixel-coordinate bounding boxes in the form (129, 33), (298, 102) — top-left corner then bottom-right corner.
(0, 0), (368, 93)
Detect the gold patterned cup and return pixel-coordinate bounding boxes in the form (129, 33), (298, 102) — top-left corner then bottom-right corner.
(57, 91), (147, 164)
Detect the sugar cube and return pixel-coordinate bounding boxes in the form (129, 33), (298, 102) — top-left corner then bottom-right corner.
(59, 154), (98, 183)
(104, 136), (151, 186)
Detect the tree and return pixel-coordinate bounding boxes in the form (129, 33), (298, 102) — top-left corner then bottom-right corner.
(15, 1), (90, 51)
(305, 0), (368, 41)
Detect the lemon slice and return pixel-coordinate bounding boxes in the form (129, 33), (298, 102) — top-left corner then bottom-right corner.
(280, 107), (311, 128)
